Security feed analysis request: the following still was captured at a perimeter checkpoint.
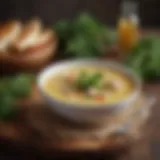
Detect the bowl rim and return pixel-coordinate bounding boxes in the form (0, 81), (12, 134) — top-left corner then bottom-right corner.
(37, 58), (142, 111)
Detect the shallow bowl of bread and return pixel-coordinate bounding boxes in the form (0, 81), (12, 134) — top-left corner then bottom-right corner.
(0, 19), (57, 72)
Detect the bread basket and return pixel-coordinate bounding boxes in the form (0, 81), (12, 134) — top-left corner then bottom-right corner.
(1, 37), (57, 72)
(0, 19), (58, 73)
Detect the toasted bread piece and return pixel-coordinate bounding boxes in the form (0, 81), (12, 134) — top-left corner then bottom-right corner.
(33, 29), (54, 47)
(13, 18), (42, 51)
(0, 21), (22, 52)
(21, 28), (54, 54)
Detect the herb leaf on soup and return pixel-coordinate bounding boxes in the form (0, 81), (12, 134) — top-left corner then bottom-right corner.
(75, 71), (103, 90)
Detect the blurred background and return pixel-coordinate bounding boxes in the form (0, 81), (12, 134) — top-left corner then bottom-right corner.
(0, 0), (160, 160)
(0, 0), (159, 28)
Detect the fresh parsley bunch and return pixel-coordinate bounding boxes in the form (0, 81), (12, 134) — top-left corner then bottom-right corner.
(125, 36), (160, 80)
(54, 13), (116, 58)
(0, 74), (34, 120)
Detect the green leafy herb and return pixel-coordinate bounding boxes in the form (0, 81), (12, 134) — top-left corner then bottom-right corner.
(0, 95), (15, 120)
(125, 36), (160, 79)
(75, 71), (103, 90)
(10, 74), (34, 98)
(0, 74), (34, 120)
(54, 12), (116, 57)
(54, 20), (73, 52)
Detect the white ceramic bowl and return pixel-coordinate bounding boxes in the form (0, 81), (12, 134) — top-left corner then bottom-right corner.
(37, 59), (142, 124)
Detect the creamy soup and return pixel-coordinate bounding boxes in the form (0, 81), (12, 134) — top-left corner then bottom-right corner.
(43, 66), (134, 105)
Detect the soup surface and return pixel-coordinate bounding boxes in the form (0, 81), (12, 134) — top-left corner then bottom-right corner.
(43, 66), (134, 105)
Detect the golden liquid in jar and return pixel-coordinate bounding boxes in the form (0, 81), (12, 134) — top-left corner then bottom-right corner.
(118, 18), (139, 53)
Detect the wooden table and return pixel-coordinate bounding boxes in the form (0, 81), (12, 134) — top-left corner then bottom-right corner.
(121, 83), (160, 160)
(0, 83), (160, 160)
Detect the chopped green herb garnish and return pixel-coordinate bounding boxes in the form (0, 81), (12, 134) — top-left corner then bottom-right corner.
(75, 71), (103, 90)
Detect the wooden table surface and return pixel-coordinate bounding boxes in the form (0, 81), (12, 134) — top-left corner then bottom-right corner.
(0, 83), (160, 160)
(121, 83), (160, 160)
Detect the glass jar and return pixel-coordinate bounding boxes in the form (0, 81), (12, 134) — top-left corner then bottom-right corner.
(118, 0), (140, 53)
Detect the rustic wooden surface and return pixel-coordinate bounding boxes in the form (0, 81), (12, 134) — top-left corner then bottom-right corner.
(121, 83), (160, 160)
(0, 83), (160, 160)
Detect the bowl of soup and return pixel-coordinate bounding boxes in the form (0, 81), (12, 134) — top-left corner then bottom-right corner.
(37, 59), (142, 124)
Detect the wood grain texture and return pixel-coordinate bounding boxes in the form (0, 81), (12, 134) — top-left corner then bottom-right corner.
(0, 83), (160, 160)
